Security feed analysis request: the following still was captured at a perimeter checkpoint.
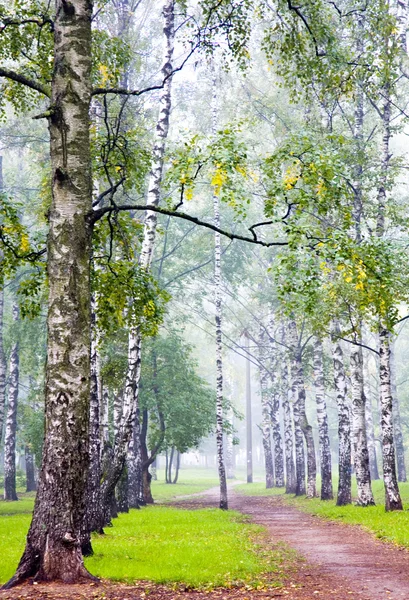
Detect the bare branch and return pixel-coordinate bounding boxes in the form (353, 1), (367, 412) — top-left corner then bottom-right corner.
(89, 203), (288, 248)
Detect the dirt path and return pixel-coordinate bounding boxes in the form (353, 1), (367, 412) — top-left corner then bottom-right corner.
(179, 488), (409, 600)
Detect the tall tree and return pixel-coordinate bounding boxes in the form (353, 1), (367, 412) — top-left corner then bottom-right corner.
(258, 326), (274, 489)
(332, 325), (352, 506)
(3, 0), (96, 586)
(313, 337), (333, 500)
(212, 70), (228, 510)
(4, 303), (19, 501)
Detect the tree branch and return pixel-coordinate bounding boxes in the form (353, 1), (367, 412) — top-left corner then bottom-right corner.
(89, 204), (288, 248)
(0, 67), (51, 97)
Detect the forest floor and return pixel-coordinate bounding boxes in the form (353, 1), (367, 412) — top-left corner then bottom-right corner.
(3, 487), (409, 600)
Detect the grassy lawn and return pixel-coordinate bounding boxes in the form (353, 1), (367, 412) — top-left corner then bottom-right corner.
(0, 498), (290, 588)
(86, 506), (290, 587)
(236, 478), (409, 547)
(151, 468), (219, 503)
(0, 469), (293, 588)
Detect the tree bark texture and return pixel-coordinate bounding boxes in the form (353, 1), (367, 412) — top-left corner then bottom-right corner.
(363, 366), (380, 481)
(0, 292), (6, 446)
(288, 320), (316, 497)
(5, 0), (95, 586)
(258, 327), (274, 489)
(350, 344), (375, 506)
(116, 466), (129, 513)
(226, 406), (235, 479)
(212, 72), (228, 511)
(282, 361), (296, 494)
(4, 304), (19, 501)
(378, 329), (402, 510)
(25, 446), (36, 493)
(268, 322), (284, 487)
(332, 328), (352, 506)
(111, 0), (175, 511)
(82, 295), (103, 549)
(313, 337), (333, 500)
(0, 158), (5, 443)
(390, 341), (406, 482)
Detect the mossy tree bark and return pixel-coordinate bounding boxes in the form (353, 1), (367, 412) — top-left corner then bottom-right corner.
(4, 0), (95, 586)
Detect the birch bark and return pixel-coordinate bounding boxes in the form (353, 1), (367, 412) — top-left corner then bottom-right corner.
(0, 287), (6, 444)
(268, 321), (284, 487)
(282, 360), (296, 493)
(258, 327), (274, 489)
(0, 157), (6, 444)
(212, 71), (228, 510)
(288, 321), (317, 498)
(4, 304), (19, 501)
(350, 344), (375, 506)
(390, 342), (406, 481)
(313, 337), (333, 500)
(332, 327), (351, 506)
(102, 0), (175, 514)
(226, 405), (235, 479)
(363, 367), (380, 481)
(375, 42), (402, 508)
(82, 295), (103, 553)
(287, 320), (305, 496)
(379, 329), (403, 510)
(25, 446), (36, 493)
(6, 0), (95, 585)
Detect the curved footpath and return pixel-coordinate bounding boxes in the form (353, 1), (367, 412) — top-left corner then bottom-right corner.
(228, 490), (409, 599)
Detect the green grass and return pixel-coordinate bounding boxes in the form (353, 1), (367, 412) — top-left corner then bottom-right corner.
(236, 478), (409, 548)
(151, 468), (219, 503)
(0, 499), (291, 589)
(85, 505), (289, 588)
(0, 470), (292, 588)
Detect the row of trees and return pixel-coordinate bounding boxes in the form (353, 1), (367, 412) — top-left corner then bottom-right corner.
(1, 0), (409, 590)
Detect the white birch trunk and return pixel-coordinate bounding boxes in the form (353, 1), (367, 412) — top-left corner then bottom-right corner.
(363, 365), (380, 481)
(6, 0), (96, 586)
(0, 287), (6, 443)
(288, 320), (316, 497)
(268, 319), (284, 487)
(390, 341), (406, 481)
(350, 343), (375, 506)
(287, 320), (306, 496)
(0, 157), (6, 443)
(332, 325), (351, 506)
(375, 39), (402, 508)
(313, 337), (333, 500)
(212, 70), (228, 510)
(379, 329), (403, 510)
(281, 357), (296, 494)
(258, 327), (274, 489)
(4, 303), (19, 501)
(103, 0), (175, 512)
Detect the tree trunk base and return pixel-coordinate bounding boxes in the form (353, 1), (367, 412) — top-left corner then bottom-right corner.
(3, 540), (99, 589)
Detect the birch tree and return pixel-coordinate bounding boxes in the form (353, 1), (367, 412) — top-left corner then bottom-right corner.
(4, 303), (19, 501)
(101, 0), (175, 516)
(332, 326), (351, 506)
(212, 70), (228, 510)
(2, 0), (96, 585)
(313, 337), (333, 500)
(258, 326), (274, 488)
